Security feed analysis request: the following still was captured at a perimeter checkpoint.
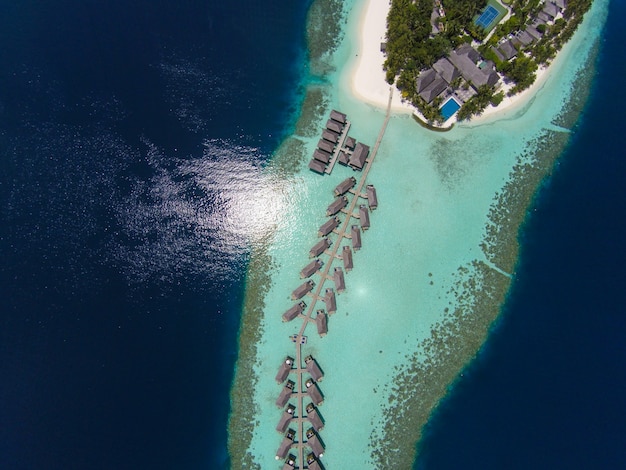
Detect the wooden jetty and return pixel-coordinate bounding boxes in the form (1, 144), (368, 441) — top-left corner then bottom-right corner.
(274, 91), (393, 467)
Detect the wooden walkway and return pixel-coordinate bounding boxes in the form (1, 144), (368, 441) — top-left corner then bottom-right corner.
(284, 89), (394, 469)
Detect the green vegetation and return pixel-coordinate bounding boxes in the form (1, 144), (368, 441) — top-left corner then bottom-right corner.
(384, 0), (593, 124)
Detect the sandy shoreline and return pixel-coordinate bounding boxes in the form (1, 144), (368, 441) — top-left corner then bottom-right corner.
(350, 0), (562, 124)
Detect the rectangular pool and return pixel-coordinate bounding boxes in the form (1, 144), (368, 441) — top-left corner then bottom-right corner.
(440, 97), (461, 120)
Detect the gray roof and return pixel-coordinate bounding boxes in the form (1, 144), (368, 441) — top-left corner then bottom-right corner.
(318, 217), (339, 237)
(282, 454), (296, 470)
(306, 403), (324, 431)
(366, 184), (378, 209)
(323, 288), (336, 313)
(543, 1), (559, 18)
(305, 428), (325, 457)
(334, 176), (356, 196)
(282, 302), (305, 322)
(305, 379), (323, 405)
(359, 204), (370, 230)
(554, 0), (567, 9)
(321, 129), (338, 143)
(326, 119), (343, 134)
(491, 46), (506, 63)
(310, 238), (330, 257)
(326, 195), (347, 216)
(433, 57), (460, 84)
(338, 150), (350, 165)
(305, 355), (324, 381)
(308, 159), (325, 174)
(301, 258), (323, 277)
(526, 25), (543, 40)
(276, 404), (296, 433)
(456, 43), (480, 63)
(275, 356), (294, 383)
(499, 40), (517, 60)
(416, 68), (437, 93)
(342, 245), (353, 271)
(333, 267), (346, 292)
(276, 429), (296, 460)
(291, 280), (314, 300)
(313, 149), (331, 164)
(317, 139), (334, 154)
(537, 11), (551, 22)
(516, 30), (535, 46)
(419, 75), (448, 103)
(330, 109), (347, 124)
(345, 136), (356, 149)
(351, 225), (362, 250)
(276, 380), (295, 407)
(315, 310), (327, 336)
(349, 142), (370, 170)
(448, 47), (500, 89)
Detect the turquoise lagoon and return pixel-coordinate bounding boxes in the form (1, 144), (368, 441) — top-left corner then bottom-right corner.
(232, 0), (609, 467)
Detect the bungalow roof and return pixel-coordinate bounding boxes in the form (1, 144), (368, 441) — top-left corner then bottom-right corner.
(416, 68), (437, 93)
(516, 30), (535, 46)
(419, 76), (447, 104)
(448, 49), (499, 89)
(543, 2), (559, 18)
(433, 57), (459, 84)
(499, 40), (517, 60)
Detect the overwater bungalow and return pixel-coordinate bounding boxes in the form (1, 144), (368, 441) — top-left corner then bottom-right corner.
(310, 238), (331, 258)
(366, 184), (378, 210)
(359, 204), (370, 230)
(338, 150), (350, 166)
(306, 427), (325, 458)
(323, 288), (336, 314)
(282, 454), (297, 470)
(309, 159), (326, 174)
(317, 139), (334, 154)
(326, 119), (343, 134)
(349, 142), (370, 170)
(305, 378), (324, 406)
(291, 280), (314, 300)
(318, 217), (339, 237)
(301, 259), (323, 278)
(315, 309), (328, 337)
(275, 356), (294, 384)
(330, 109), (347, 124)
(305, 402), (325, 431)
(334, 176), (356, 196)
(322, 129), (339, 144)
(282, 301), (306, 322)
(276, 428), (296, 460)
(305, 355), (324, 382)
(276, 380), (295, 408)
(306, 453), (324, 470)
(313, 149), (331, 164)
(276, 404), (296, 433)
(333, 267), (346, 293)
(344, 136), (356, 150)
(342, 245), (353, 271)
(326, 196), (348, 216)
(351, 225), (362, 251)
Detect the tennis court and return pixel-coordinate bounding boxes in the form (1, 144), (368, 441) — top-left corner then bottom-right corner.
(475, 6), (499, 29)
(474, 1), (508, 32)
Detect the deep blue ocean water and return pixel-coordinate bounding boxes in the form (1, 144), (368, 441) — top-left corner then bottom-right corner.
(0, 1), (309, 469)
(416, 1), (626, 468)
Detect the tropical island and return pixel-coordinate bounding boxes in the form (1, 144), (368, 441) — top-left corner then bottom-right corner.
(382, 0), (593, 125)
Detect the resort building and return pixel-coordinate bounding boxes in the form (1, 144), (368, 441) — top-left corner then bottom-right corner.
(276, 380), (295, 407)
(291, 280), (314, 300)
(349, 142), (370, 170)
(276, 429), (296, 460)
(306, 403), (324, 431)
(275, 356), (294, 384)
(315, 309), (328, 336)
(282, 301), (306, 322)
(276, 404), (296, 433)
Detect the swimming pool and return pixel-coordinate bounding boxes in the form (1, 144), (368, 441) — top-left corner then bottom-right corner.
(440, 97), (461, 120)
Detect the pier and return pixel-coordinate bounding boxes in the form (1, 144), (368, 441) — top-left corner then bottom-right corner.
(276, 93), (393, 468)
